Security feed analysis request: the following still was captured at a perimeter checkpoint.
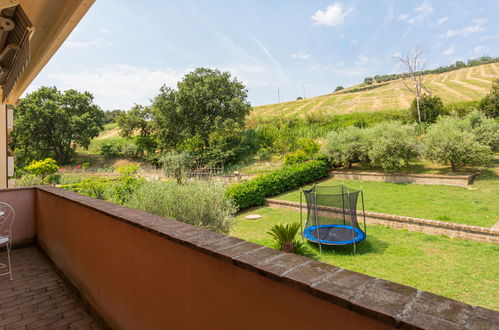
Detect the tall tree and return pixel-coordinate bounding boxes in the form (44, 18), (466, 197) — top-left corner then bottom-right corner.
(11, 86), (104, 166)
(397, 48), (432, 123)
(152, 67), (251, 150)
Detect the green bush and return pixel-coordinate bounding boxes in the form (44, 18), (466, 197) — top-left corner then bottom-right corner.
(465, 111), (499, 150)
(100, 141), (124, 159)
(127, 181), (235, 234)
(479, 79), (498, 118)
(24, 158), (59, 177)
(321, 126), (369, 167)
(16, 174), (44, 186)
(424, 116), (492, 171)
(226, 159), (330, 210)
(409, 95), (444, 123)
(61, 177), (111, 199)
(283, 149), (308, 166)
(267, 222), (301, 253)
(367, 122), (421, 170)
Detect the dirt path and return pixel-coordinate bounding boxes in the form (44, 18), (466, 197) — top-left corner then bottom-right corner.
(432, 81), (471, 100)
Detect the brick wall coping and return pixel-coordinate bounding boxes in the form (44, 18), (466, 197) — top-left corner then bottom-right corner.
(266, 198), (499, 238)
(34, 186), (499, 329)
(330, 170), (475, 187)
(330, 170), (475, 180)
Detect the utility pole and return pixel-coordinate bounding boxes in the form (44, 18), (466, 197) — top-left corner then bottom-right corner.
(302, 83), (305, 99)
(278, 87), (280, 103)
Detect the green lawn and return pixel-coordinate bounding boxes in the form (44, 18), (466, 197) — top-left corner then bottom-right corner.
(273, 171), (498, 228)
(231, 207), (499, 310)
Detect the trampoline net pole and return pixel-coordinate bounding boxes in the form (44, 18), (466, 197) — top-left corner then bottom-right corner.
(347, 191), (357, 253)
(341, 185), (346, 225)
(300, 189), (303, 239)
(361, 190), (367, 236)
(313, 188), (322, 253)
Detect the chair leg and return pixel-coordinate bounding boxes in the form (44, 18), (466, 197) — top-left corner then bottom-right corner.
(6, 241), (12, 280)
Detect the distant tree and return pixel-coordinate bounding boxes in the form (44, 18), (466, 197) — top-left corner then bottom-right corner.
(409, 95), (444, 123)
(334, 86), (344, 92)
(479, 79), (499, 118)
(152, 67), (251, 150)
(12, 86), (104, 166)
(364, 77), (373, 85)
(103, 109), (124, 124)
(373, 75), (382, 83)
(296, 96), (303, 100)
(116, 104), (157, 155)
(396, 48), (432, 123)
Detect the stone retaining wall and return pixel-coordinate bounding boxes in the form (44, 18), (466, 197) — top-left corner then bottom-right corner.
(265, 199), (498, 244)
(330, 171), (475, 187)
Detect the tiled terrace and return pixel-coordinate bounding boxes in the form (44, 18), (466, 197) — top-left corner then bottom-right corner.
(0, 247), (104, 329)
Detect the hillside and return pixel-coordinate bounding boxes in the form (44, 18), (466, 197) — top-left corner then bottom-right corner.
(253, 62), (499, 118)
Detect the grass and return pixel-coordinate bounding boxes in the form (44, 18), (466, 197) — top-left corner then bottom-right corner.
(231, 206), (499, 310)
(273, 173), (498, 228)
(252, 62), (497, 118)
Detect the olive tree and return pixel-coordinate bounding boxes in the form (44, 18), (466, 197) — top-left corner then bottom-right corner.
(424, 116), (492, 171)
(321, 126), (370, 167)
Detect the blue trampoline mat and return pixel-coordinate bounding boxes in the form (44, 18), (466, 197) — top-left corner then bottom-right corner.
(303, 224), (366, 245)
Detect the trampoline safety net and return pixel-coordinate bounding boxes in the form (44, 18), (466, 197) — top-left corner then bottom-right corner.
(301, 185), (366, 248)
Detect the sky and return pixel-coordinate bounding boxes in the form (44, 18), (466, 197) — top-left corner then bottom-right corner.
(26, 0), (499, 111)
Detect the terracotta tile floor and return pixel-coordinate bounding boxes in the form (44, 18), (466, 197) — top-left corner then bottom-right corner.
(0, 246), (104, 329)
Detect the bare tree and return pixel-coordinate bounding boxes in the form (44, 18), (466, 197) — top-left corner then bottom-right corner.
(396, 48), (432, 123)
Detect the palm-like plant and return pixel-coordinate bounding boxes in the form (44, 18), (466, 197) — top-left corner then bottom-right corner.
(267, 222), (301, 253)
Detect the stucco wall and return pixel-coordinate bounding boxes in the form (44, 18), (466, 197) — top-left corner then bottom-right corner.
(35, 188), (391, 330)
(0, 187), (35, 245)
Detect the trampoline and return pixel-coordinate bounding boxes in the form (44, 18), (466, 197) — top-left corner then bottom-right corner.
(300, 185), (367, 252)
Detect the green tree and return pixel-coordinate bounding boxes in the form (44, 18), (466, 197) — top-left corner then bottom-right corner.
(116, 104), (157, 155)
(152, 68), (251, 150)
(409, 95), (444, 123)
(11, 86), (104, 166)
(334, 86), (344, 92)
(479, 79), (499, 118)
(424, 116), (492, 171)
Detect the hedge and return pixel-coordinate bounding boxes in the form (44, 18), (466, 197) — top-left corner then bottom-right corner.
(226, 159), (330, 210)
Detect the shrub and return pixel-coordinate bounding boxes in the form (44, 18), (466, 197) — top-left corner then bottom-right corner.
(334, 86), (344, 92)
(62, 177), (111, 199)
(283, 149), (308, 166)
(81, 162), (91, 170)
(121, 142), (138, 158)
(296, 138), (320, 156)
(16, 174), (44, 186)
(24, 158), (59, 177)
(479, 79), (498, 118)
(226, 159), (330, 210)
(100, 141), (124, 159)
(424, 116), (492, 171)
(116, 164), (139, 176)
(367, 122), (421, 170)
(465, 111), (499, 150)
(409, 95), (444, 123)
(321, 126), (369, 167)
(127, 181), (235, 234)
(267, 222), (301, 253)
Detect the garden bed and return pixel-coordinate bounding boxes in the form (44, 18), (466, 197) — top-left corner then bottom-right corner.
(329, 170), (475, 187)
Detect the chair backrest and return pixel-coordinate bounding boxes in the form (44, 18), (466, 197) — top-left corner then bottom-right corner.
(0, 202), (15, 238)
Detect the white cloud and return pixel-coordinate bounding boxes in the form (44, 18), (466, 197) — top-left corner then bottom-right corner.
(443, 19), (486, 37)
(291, 52), (311, 59)
(399, 1), (434, 24)
(349, 38), (359, 45)
(473, 45), (488, 54)
(64, 38), (112, 49)
(355, 55), (368, 65)
(392, 51), (402, 58)
(436, 16), (448, 25)
(99, 28), (110, 34)
(311, 3), (352, 26)
(47, 64), (184, 110)
(398, 13), (409, 20)
(479, 35), (499, 41)
(443, 47), (455, 56)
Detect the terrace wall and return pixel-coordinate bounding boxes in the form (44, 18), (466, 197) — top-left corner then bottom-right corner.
(0, 187), (35, 245)
(1, 186), (494, 329)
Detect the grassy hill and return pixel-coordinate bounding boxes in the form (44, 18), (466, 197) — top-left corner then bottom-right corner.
(253, 62), (499, 118)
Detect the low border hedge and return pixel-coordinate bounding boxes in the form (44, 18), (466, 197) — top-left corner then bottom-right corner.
(226, 159), (330, 210)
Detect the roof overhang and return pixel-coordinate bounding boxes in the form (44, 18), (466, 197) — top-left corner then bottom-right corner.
(0, 0), (95, 104)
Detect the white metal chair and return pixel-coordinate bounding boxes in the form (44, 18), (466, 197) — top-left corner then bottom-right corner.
(0, 202), (15, 280)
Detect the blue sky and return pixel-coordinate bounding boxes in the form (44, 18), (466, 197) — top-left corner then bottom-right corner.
(27, 0), (499, 110)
